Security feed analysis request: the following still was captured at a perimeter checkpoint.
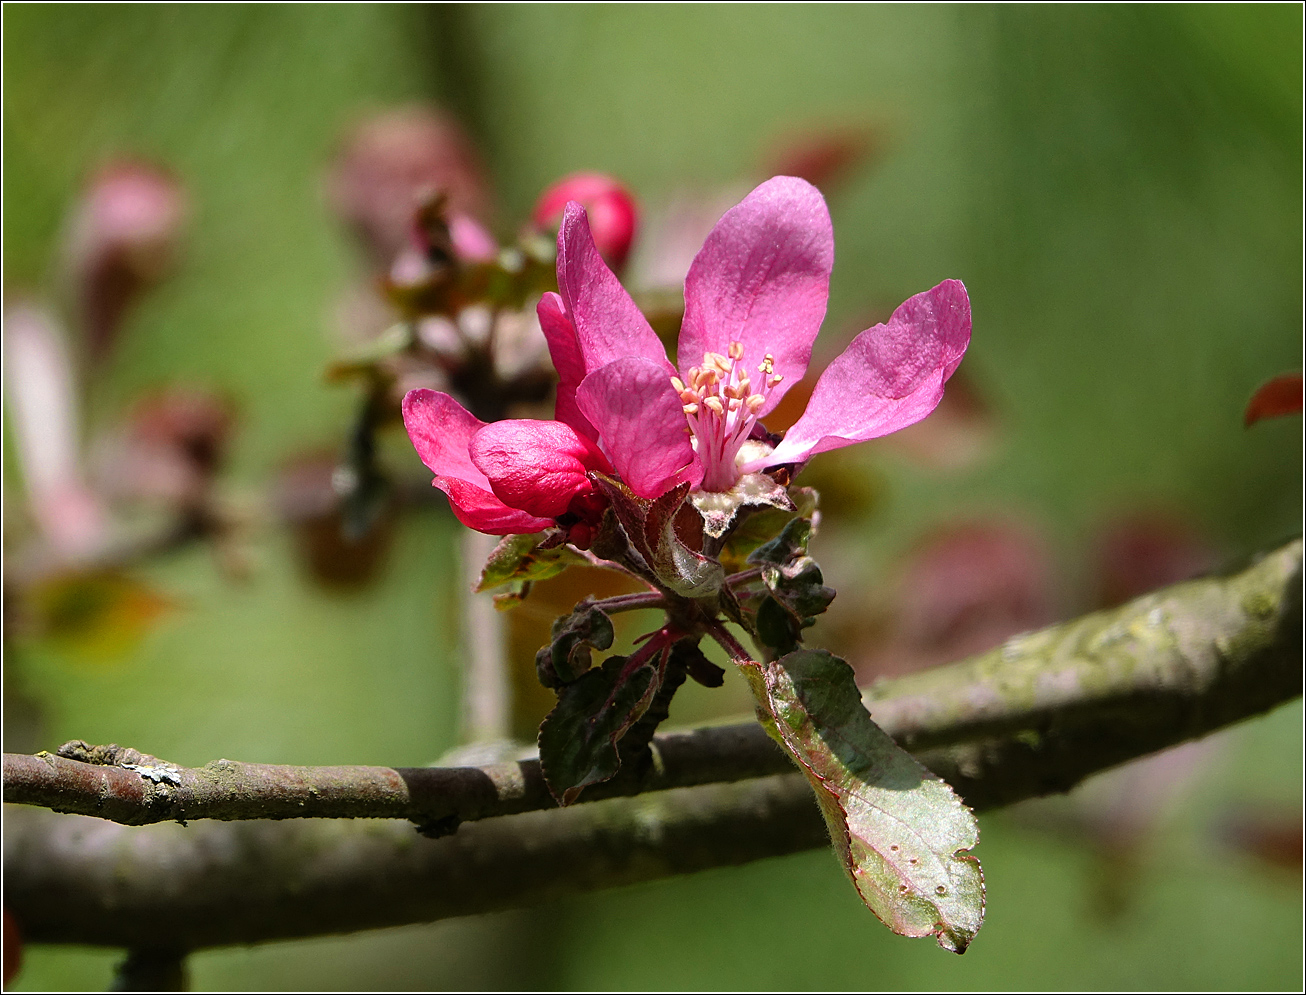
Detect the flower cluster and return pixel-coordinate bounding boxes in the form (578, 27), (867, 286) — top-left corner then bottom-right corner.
(404, 175), (970, 547)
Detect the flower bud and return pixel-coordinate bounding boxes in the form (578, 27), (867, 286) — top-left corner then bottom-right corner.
(64, 162), (187, 361)
(327, 106), (491, 270)
(533, 172), (637, 270)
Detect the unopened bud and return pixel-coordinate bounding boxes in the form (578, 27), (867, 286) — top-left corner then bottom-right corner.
(533, 172), (637, 270)
(64, 162), (187, 360)
(328, 106), (491, 270)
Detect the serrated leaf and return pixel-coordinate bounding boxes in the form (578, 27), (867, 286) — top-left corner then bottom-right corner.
(477, 532), (584, 592)
(538, 652), (664, 805)
(738, 649), (984, 953)
(535, 603), (615, 687)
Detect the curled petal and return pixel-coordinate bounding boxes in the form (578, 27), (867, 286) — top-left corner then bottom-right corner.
(402, 389), (551, 534)
(469, 419), (613, 519)
(753, 280), (971, 469)
(679, 176), (833, 416)
(576, 358), (703, 499)
(537, 292), (597, 440)
(557, 203), (671, 374)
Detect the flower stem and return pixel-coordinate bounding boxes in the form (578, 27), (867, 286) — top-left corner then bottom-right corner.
(590, 591), (668, 614)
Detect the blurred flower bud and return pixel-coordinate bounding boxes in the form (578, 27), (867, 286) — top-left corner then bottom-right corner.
(64, 162), (187, 361)
(96, 387), (235, 508)
(763, 122), (881, 193)
(275, 452), (395, 590)
(849, 519), (1057, 681)
(533, 172), (638, 270)
(2, 303), (106, 559)
(3, 909), (22, 987)
(1091, 510), (1216, 608)
(627, 186), (746, 290)
(328, 106), (491, 269)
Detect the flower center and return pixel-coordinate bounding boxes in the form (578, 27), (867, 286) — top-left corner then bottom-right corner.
(672, 341), (783, 492)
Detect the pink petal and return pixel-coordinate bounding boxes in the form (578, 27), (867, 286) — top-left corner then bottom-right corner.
(469, 419), (613, 519)
(556, 203), (671, 374)
(441, 478), (555, 535)
(575, 357), (703, 499)
(678, 176), (833, 416)
(449, 213), (498, 263)
(537, 292), (598, 440)
(752, 280), (971, 468)
(402, 389), (552, 534)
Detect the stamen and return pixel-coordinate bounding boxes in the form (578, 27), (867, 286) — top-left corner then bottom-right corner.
(728, 341), (745, 361)
(703, 396), (725, 416)
(746, 393), (766, 413)
(758, 354), (774, 375)
(679, 389), (700, 405)
(670, 376), (686, 393)
(682, 402), (699, 415)
(767, 374), (783, 388)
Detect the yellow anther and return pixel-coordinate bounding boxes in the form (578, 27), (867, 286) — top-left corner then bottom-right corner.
(682, 402), (699, 415)
(679, 389), (700, 405)
(704, 351), (730, 373)
(728, 397), (742, 412)
(728, 341), (745, 361)
(758, 354), (775, 375)
(698, 368), (720, 388)
(746, 393), (766, 413)
(670, 376), (686, 393)
(767, 374), (784, 388)
(737, 377), (751, 396)
(703, 396), (725, 416)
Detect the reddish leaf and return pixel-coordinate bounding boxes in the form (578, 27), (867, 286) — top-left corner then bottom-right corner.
(1244, 373), (1303, 427)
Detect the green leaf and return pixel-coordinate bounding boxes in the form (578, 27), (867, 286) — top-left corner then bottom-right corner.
(476, 532), (585, 592)
(720, 485), (819, 572)
(538, 653), (663, 806)
(744, 518), (835, 653)
(535, 602), (615, 687)
(738, 649), (984, 953)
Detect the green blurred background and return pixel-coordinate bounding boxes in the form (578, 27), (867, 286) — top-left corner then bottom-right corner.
(3, 4), (1301, 990)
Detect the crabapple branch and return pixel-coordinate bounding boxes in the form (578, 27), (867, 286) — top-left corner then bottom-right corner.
(3, 539), (1299, 951)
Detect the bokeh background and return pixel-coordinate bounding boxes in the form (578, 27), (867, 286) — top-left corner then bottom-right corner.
(3, 4), (1301, 990)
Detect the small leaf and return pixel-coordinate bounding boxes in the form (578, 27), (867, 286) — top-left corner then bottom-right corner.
(538, 652), (663, 805)
(535, 602), (615, 687)
(690, 471), (795, 539)
(721, 486), (819, 572)
(747, 516), (814, 566)
(738, 649), (984, 953)
(477, 532), (585, 592)
(591, 474), (724, 598)
(1244, 372), (1303, 427)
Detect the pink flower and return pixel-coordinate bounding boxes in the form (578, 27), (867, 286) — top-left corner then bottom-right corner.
(403, 175), (970, 541)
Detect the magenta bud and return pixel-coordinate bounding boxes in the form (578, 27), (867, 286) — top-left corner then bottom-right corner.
(533, 172), (638, 270)
(65, 162), (187, 360)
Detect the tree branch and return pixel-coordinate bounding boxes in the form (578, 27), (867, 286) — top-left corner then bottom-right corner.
(3, 539), (1299, 950)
